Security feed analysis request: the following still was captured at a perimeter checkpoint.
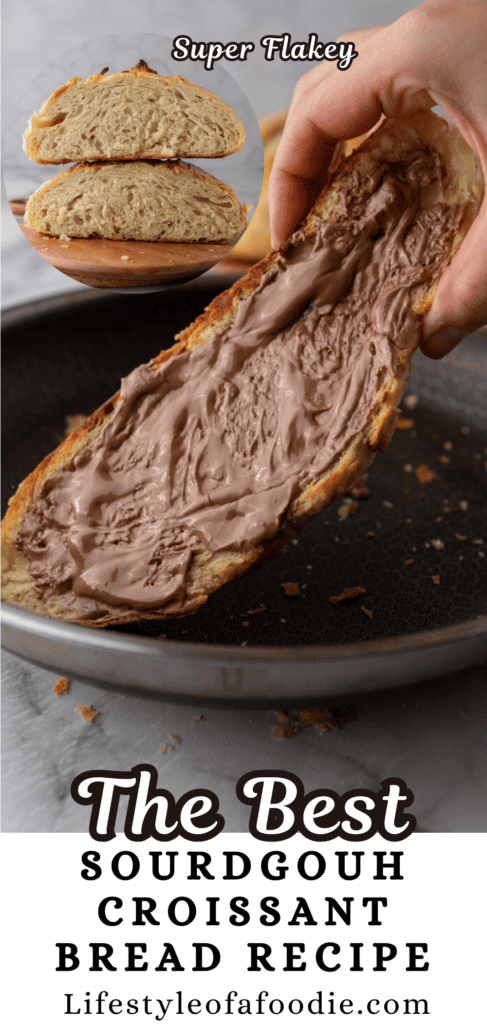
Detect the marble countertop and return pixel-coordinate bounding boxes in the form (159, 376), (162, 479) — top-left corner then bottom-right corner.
(3, 649), (486, 833)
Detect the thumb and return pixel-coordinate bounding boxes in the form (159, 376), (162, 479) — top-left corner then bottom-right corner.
(421, 199), (487, 358)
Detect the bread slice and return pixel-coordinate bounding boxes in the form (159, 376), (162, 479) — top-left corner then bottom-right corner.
(2, 113), (483, 627)
(23, 62), (246, 164)
(23, 159), (250, 243)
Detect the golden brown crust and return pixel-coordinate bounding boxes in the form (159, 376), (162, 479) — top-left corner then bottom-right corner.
(23, 65), (246, 163)
(3, 113), (483, 627)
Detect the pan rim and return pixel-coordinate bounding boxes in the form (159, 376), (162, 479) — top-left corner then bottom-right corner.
(2, 601), (486, 665)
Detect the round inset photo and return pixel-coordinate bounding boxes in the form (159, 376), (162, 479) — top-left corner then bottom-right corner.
(6, 32), (264, 290)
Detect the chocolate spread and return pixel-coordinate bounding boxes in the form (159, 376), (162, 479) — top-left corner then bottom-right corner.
(17, 137), (466, 609)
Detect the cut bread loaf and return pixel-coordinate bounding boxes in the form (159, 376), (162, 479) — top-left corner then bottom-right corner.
(23, 62), (246, 163)
(23, 159), (250, 243)
(2, 113), (483, 627)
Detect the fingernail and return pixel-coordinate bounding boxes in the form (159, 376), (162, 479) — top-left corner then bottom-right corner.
(423, 326), (465, 358)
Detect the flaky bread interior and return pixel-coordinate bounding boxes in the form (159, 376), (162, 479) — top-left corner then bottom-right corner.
(23, 64), (246, 164)
(23, 159), (250, 243)
(2, 113), (483, 627)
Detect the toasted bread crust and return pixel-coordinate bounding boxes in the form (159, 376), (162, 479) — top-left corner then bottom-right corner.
(3, 113), (483, 627)
(23, 64), (246, 164)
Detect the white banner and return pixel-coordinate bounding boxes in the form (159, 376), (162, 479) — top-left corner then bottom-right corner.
(2, 830), (485, 1021)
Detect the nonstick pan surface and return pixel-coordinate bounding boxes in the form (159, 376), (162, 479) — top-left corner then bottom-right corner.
(2, 283), (486, 701)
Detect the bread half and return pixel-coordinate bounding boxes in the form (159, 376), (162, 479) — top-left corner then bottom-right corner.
(23, 62), (246, 164)
(23, 159), (250, 243)
(3, 113), (483, 627)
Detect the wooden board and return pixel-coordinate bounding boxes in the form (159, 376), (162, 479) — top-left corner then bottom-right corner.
(19, 224), (237, 288)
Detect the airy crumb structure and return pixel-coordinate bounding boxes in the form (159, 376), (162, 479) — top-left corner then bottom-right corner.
(24, 160), (249, 243)
(23, 63), (245, 164)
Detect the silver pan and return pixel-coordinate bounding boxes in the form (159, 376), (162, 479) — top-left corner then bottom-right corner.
(2, 284), (486, 702)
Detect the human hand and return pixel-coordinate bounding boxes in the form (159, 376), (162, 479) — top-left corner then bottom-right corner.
(268, 1), (487, 358)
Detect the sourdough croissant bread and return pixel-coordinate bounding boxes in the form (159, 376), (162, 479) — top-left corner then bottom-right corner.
(2, 113), (483, 627)
(23, 159), (250, 243)
(23, 61), (246, 163)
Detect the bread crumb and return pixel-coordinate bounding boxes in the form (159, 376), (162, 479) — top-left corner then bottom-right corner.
(76, 704), (98, 722)
(64, 413), (86, 438)
(272, 707), (353, 739)
(404, 558), (414, 565)
(298, 708), (337, 729)
(241, 620), (249, 626)
(383, 500), (393, 508)
(59, 232), (71, 242)
(404, 394), (419, 408)
(366, 531), (375, 538)
(443, 441), (453, 451)
(191, 715), (203, 722)
(330, 586), (366, 605)
(439, 454), (450, 464)
(404, 463), (413, 473)
(338, 499), (358, 521)
(361, 605), (373, 619)
(432, 575), (441, 585)
(396, 416), (415, 430)
(121, 254), (130, 261)
(169, 734), (181, 744)
(350, 474), (370, 498)
(53, 676), (69, 695)
(455, 533), (467, 541)
(246, 603), (266, 615)
(456, 500), (469, 511)
(160, 743), (174, 753)
(415, 463), (435, 483)
(281, 581), (300, 597)
(431, 539), (445, 550)
(473, 538), (484, 545)
(274, 711), (291, 724)
(273, 723), (294, 739)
